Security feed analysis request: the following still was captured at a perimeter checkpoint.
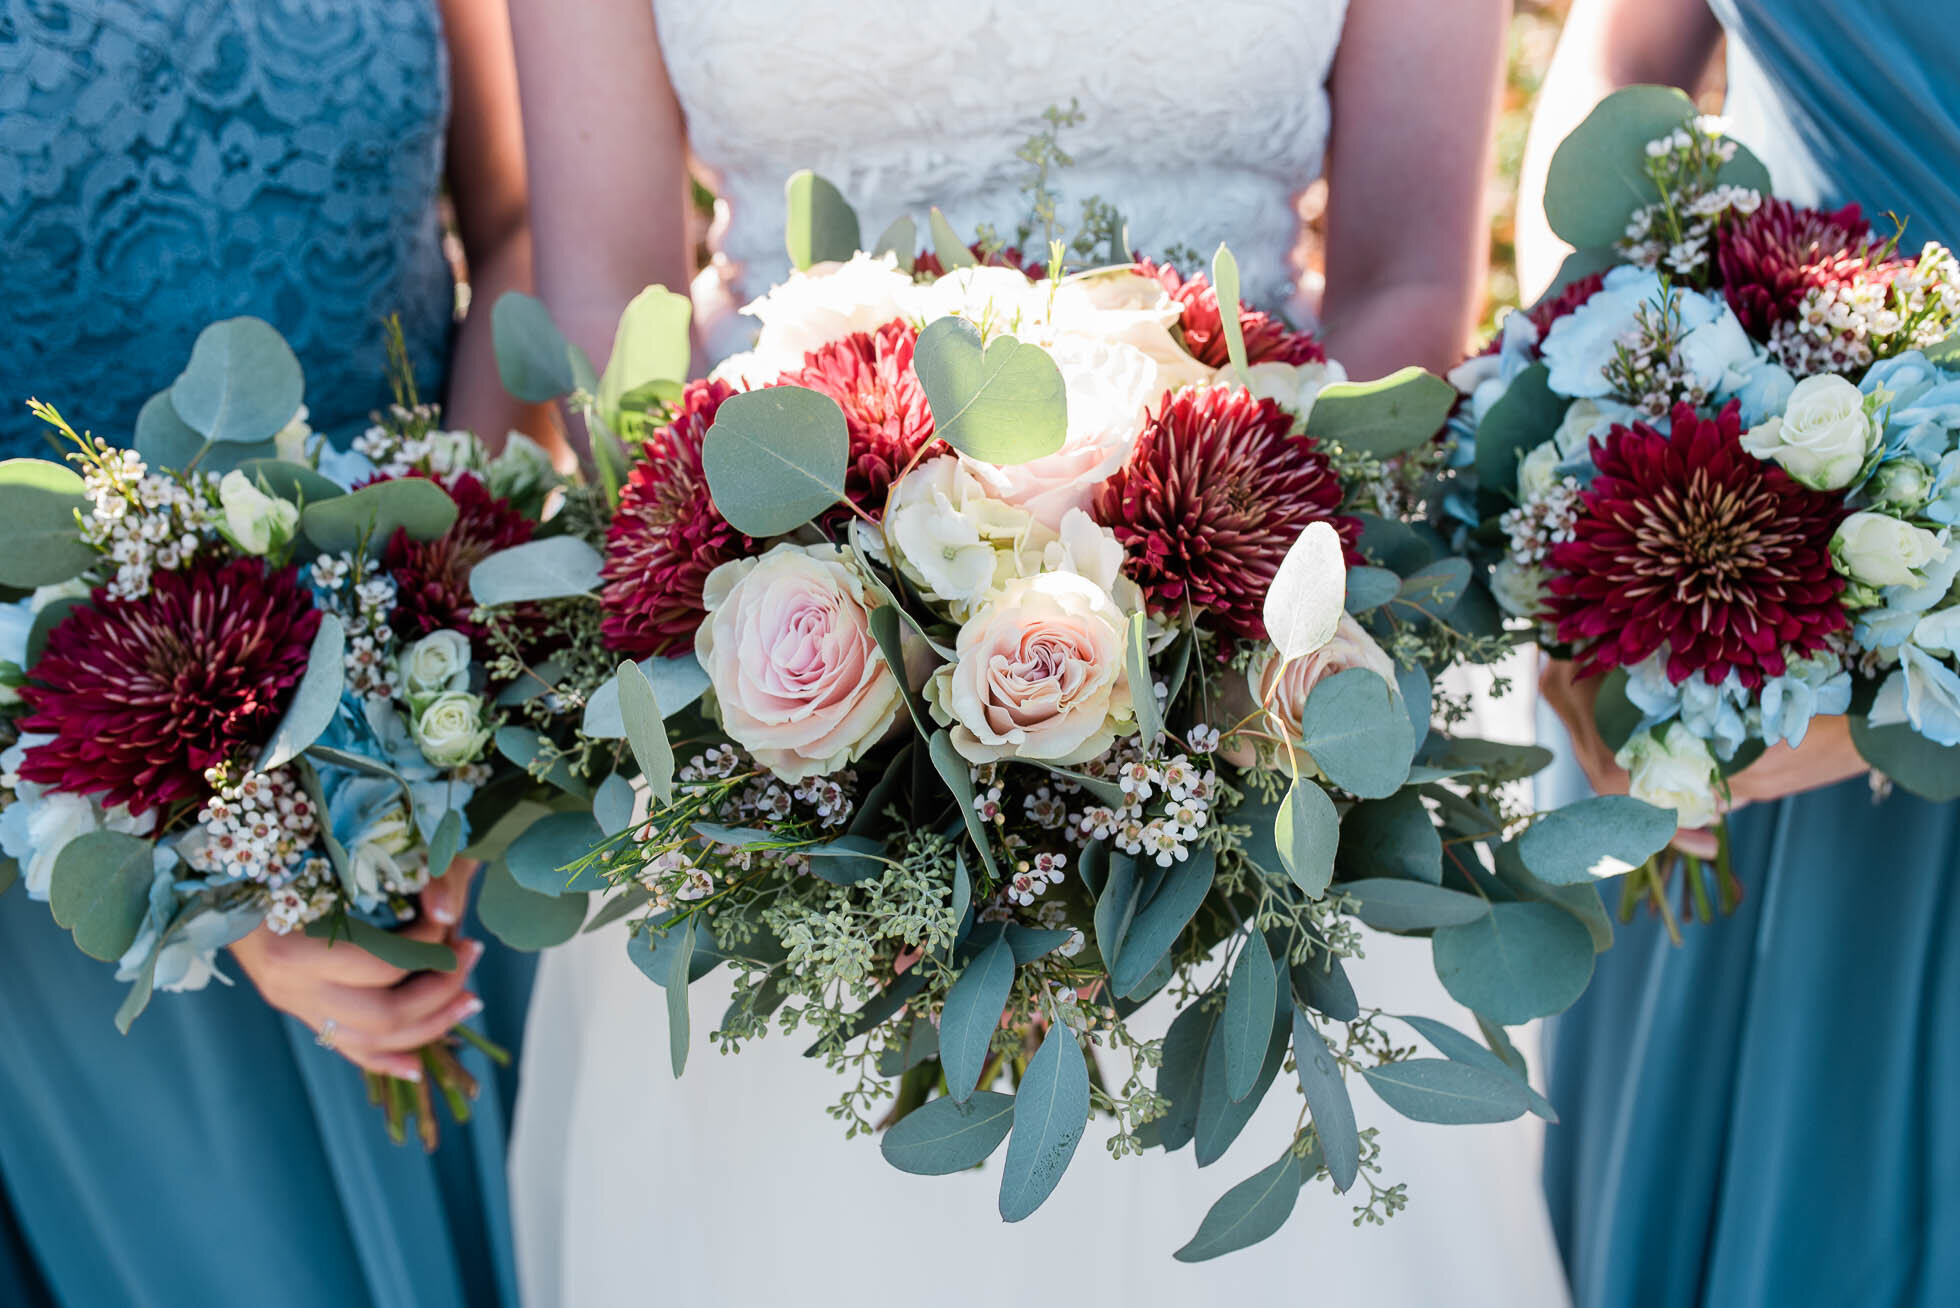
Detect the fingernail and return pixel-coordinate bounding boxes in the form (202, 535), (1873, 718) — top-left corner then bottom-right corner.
(399, 1066), (424, 1082)
(453, 996), (484, 1022)
(432, 905), (458, 925)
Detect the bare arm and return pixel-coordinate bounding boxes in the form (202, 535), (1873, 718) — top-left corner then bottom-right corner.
(506, 0), (693, 379)
(1316, 0), (1506, 377)
(438, 0), (557, 452)
(1512, 0), (1722, 301)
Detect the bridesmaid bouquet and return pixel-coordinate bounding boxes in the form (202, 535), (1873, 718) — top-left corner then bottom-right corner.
(470, 177), (1669, 1258)
(0, 319), (558, 1145)
(1451, 87), (1960, 928)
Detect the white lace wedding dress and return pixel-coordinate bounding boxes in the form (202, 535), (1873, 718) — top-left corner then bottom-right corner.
(510, 4), (1570, 1304)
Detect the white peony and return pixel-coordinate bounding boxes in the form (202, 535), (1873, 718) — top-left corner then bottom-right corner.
(1615, 723), (1721, 829)
(1740, 374), (1877, 490)
(727, 252), (918, 384)
(1490, 558), (1550, 619)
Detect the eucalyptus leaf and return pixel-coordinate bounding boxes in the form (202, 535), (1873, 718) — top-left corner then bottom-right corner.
(259, 614), (345, 770)
(1223, 934), (1278, 1102)
(306, 916), (458, 973)
(617, 659), (675, 805)
(479, 859), (589, 952)
(494, 291), (585, 403)
(1210, 243), (1250, 384)
(1292, 1011), (1360, 1190)
(1262, 521), (1345, 662)
(1342, 565), (1401, 614)
(1003, 925), (1076, 964)
(871, 214), (917, 271)
(507, 811), (605, 896)
(1173, 1148), (1309, 1263)
(0, 459), (95, 588)
(929, 730), (999, 880)
(1298, 667), (1412, 798)
(426, 809), (464, 882)
(1591, 667), (1644, 753)
(1851, 718), (1960, 803)
(881, 1091), (1015, 1175)
(1194, 1003), (1288, 1166)
(582, 654), (711, 738)
(1361, 1058), (1532, 1125)
(301, 477), (458, 557)
(1473, 364), (1567, 501)
(234, 459), (343, 506)
(869, 604), (932, 740)
(1387, 557), (1472, 625)
(494, 726), (588, 798)
(912, 317), (1067, 465)
(941, 931), (1016, 1101)
(700, 386), (850, 536)
(593, 773), (635, 838)
(804, 835), (887, 885)
(114, 942), (160, 1035)
(784, 170), (862, 269)
(1126, 612), (1162, 748)
(134, 390), (211, 471)
(928, 207), (976, 268)
(1398, 1013), (1556, 1122)
(49, 831), (154, 961)
(667, 916), (695, 1076)
(1275, 776), (1338, 897)
(1341, 878), (1490, 931)
(1432, 901), (1596, 1024)
(998, 1021), (1090, 1222)
(1519, 795), (1676, 884)
(170, 317), (304, 445)
(1092, 851), (1141, 975)
(1302, 367), (1456, 458)
(1150, 1000), (1219, 1152)
(1110, 845), (1214, 997)
(469, 536), (603, 606)
(1340, 790), (1443, 884)
(598, 286), (691, 423)
(1290, 944), (1359, 1024)
(627, 914), (720, 987)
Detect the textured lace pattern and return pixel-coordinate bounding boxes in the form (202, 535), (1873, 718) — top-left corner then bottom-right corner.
(0, 0), (454, 455)
(652, 0), (1348, 356)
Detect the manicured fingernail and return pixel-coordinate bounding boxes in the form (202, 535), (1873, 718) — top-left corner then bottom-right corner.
(453, 996), (484, 1022)
(432, 905), (458, 925)
(398, 1066), (424, 1082)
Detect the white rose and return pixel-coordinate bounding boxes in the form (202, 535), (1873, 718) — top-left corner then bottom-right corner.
(1045, 270), (1215, 391)
(1832, 513), (1949, 589)
(738, 251), (915, 383)
(217, 470), (300, 556)
(347, 799), (420, 904)
(961, 335), (1158, 526)
(273, 405), (313, 464)
(1517, 440), (1566, 503)
(896, 265), (1055, 339)
(487, 431), (556, 503)
(404, 630), (472, 700)
(411, 692), (493, 769)
(1490, 559), (1550, 619)
(1870, 458), (1934, 510)
(885, 456), (1041, 616)
(1238, 360), (1347, 421)
(1615, 723), (1721, 829)
(1740, 374), (1876, 490)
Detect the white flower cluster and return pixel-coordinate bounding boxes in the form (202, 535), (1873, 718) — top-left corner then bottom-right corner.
(1770, 243), (1960, 374)
(188, 766), (334, 933)
(1500, 476), (1583, 564)
(352, 407), (483, 480)
(312, 553), (400, 701)
(1068, 742), (1219, 868)
(1619, 124), (1760, 279)
(78, 446), (219, 600)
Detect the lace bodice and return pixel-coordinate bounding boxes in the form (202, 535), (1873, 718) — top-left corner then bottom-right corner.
(0, 0), (454, 455)
(652, 0), (1348, 357)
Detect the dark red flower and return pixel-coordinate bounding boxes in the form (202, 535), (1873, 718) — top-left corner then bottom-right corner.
(1479, 271), (1608, 355)
(1092, 385), (1359, 640)
(1716, 198), (1875, 337)
(779, 319), (936, 519)
(1136, 256), (1326, 369)
(18, 557), (322, 815)
(382, 471), (536, 640)
(600, 379), (754, 659)
(912, 243), (1047, 280)
(1546, 401), (1850, 688)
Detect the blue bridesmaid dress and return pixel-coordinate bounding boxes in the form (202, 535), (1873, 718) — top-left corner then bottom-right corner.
(0, 3), (532, 1304)
(1542, 5), (1960, 1305)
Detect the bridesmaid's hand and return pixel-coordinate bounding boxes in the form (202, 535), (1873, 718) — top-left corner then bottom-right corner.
(228, 913), (485, 1081)
(419, 858), (480, 930)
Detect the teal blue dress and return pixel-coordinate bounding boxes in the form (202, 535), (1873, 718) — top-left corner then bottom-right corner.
(0, 4), (532, 1304)
(1542, 6), (1960, 1304)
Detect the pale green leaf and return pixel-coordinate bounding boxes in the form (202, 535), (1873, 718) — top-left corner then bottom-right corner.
(784, 170), (863, 269)
(170, 317), (304, 445)
(912, 317), (1066, 465)
(700, 386), (850, 536)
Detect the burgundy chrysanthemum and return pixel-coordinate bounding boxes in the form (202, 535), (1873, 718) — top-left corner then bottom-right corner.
(1135, 256), (1327, 369)
(1716, 198), (1874, 337)
(600, 379), (755, 659)
(912, 243), (1047, 280)
(779, 319), (936, 518)
(381, 471), (536, 640)
(1545, 400), (1850, 688)
(1092, 385), (1360, 640)
(17, 557), (322, 816)
(1479, 271), (1608, 355)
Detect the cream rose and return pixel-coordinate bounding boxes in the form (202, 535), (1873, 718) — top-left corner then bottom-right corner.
(412, 692), (493, 768)
(928, 570), (1133, 765)
(1490, 558), (1551, 620)
(960, 335), (1158, 526)
(696, 544), (901, 781)
(1248, 614), (1398, 740)
(1238, 360), (1347, 420)
(1047, 270), (1215, 391)
(404, 630), (472, 700)
(1615, 723), (1720, 829)
(1832, 513), (1949, 589)
(1741, 374), (1876, 490)
(895, 264), (1055, 338)
(884, 457), (1041, 617)
(723, 251), (915, 384)
(217, 471), (300, 556)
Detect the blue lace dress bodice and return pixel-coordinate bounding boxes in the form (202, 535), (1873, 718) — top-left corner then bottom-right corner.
(0, 0), (455, 453)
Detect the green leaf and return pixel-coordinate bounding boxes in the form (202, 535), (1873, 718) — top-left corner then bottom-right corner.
(0, 459), (95, 588)
(627, 914), (719, 987)
(170, 317), (304, 444)
(1302, 366), (1456, 458)
(912, 317), (1067, 465)
(617, 659), (675, 805)
(1398, 1013), (1556, 1122)
(1363, 1058), (1532, 1125)
(134, 390), (210, 469)
(1291, 1011), (1360, 1190)
(1388, 557), (1472, 625)
(1519, 795), (1676, 885)
(495, 725), (589, 798)
(804, 834), (887, 885)
(1224, 933), (1278, 1102)
(234, 459), (344, 506)
(469, 537), (603, 606)
(478, 858), (589, 950)
(259, 614), (345, 770)
(1210, 243), (1251, 384)
(593, 773), (635, 838)
(1473, 364), (1567, 501)
(1290, 942), (1359, 1023)
(494, 291), (590, 403)
(1149, 1000), (1219, 1152)
(998, 1020), (1090, 1221)
(1173, 1149), (1309, 1263)
(928, 207), (976, 268)
(1422, 736), (1555, 783)
(114, 942), (160, 1034)
(1851, 718), (1960, 802)
(597, 286), (691, 423)
(881, 1091), (1015, 1175)
(941, 931), (1016, 1101)
(1003, 925), (1075, 964)
(1194, 1002), (1288, 1166)
(783, 170), (862, 269)
(871, 214), (917, 271)
(1343, 565), (1401, 614)
(507, 811), (606, 896)
(1263, 521), (1346, 662)
(929, 729), (999, 880)
(305, 916), (458, 973)
(1340, 790), (1443, 884)
(667, 916), (696, 1076)
(1036, 764), (1126, 809)
(24, 595), (85, 668)
(1591, 667), (1643, 753)
(1110, 845), (1214, 997)
(49, 831), (154, 961)
(1092, 850), (1141, 974)
(1125, 612), (1161, 748)
(700, 385), (850, 536)
(426, 809), (464, 883)
(1341, 878), (1490, 931)
(1432, 900), (1596, 1024)
(581, 654), (711, 738)
(1275, 776), (1339, 897)
(868, 604), (932, 740)
(1298, 667), (1412, 798)
(301, 477), (458, 557)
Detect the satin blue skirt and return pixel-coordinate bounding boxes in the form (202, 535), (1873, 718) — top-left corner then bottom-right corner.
(1544, 775), (1960, 1307)
(0, 885), (533, 1308)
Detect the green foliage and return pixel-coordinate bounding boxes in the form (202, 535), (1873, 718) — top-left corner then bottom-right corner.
(998, 1020), (1090, 1221)
(1223, 934), (1278, 1101)
(700, 386), (850, 536)
(1851, 719), (1960, 802)
(493, 291), (595, 403)
(1518, 795), (1676, 885)
(871, 215), (917, 271)
(881, 1092), (1015, 1175)
(784, 170), (863, 268)
(1472, 363), (1566, 502)
(1210, 243), (1251, 384)
(912, 317), (1068, 466)
(1291, 1011), (1360, 1189)
(1341, 878), (1489, 931)
(507, 812), (607, 896)
(618, 659), (676, 805)
(928, 207), (977, 269)
(1361, 1058), (1531, 1125)
(305, 916), (458, 974)
(1399, 1013), (1555, 1122)
(1174, 1148), (1310, 1263)
(469, 537), (603, 606)
(300, 477), (458, 557)
(1298, 668), (1412, 799)
(1302, 367), (1457, 459)
(49, 831), (154, 961)
(1339, 790), (1442, 884)
(1263, 521), (1347, 661)
(1432, 901), (1595, 1023)
(1275, 777), (1338, 897)
(0, 459), (95, 587)
(1110, 846), (1214, 997)
(169, 317), (304, 445)
(259, 614), (345, 770)
(941, 931), (1016, 1101)
(478, 859), (589, 950)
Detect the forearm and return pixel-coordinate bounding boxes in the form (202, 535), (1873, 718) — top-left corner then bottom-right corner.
(1319, 278), (1482, 379)
(442, 233), (560, 453)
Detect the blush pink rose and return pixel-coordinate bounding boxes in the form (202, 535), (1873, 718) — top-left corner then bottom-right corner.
(1220, 615), (1398, 766)
(928, 570), (1134, 765)
(695, 544), (901, 781)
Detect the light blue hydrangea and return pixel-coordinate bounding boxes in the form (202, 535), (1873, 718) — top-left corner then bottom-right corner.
(1871, 645), (1960, 746)
(1757, 654), (1853, 749)
(1622, 652), (1749, 759)
(113, 848), (259, 992)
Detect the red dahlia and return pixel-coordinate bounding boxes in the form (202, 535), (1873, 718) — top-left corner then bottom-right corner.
(600, 378), (754, 659)
(1092, 385), (1359, 641)
(1479, 271), (1608, 355)
(17, 557), (321, 816)
(780, 319), (936, 518)
(1716, 198), (1874, 337)
(382, 471), (536, 640)
(1136, 257), (1326, 369)
(1545, 401), (1850, 688)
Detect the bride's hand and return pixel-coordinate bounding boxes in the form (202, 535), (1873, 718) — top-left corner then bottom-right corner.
(229, 914), (484, 1080)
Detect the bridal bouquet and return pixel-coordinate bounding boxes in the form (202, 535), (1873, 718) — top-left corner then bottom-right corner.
(1451, 87), (1960, 927)
(0, 318), (557, 1146)
(472, 174), (1669, 1257)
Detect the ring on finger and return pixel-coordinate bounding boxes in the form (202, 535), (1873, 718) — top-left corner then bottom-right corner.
(316, 1018), (339, 1051)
